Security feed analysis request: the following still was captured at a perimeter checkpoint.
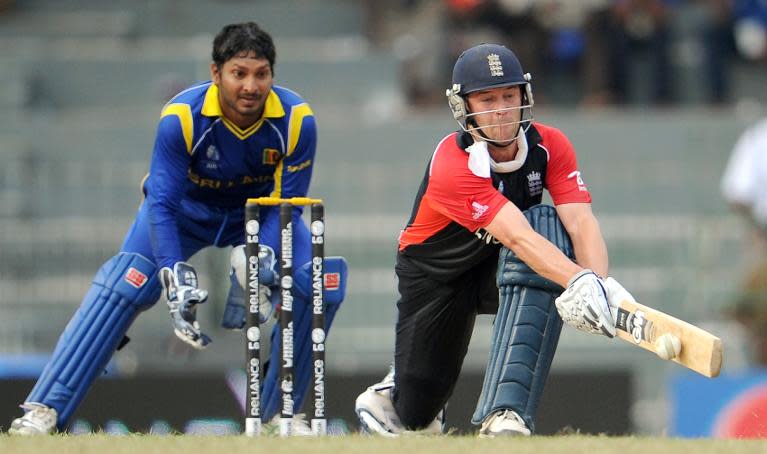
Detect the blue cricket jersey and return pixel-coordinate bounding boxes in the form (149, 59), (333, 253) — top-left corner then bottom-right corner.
(143, 81), (317, 269)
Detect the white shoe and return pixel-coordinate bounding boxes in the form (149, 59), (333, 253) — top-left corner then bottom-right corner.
(478, 409), (531, 437)
(355, 366), (444, 437)
(9, 403), (58, 435)
(264, 413), (315, 436)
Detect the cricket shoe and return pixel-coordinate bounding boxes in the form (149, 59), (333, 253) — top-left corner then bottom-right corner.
(355, 366), (444, 437)
(478, 409), (531, 437)
(264, 413), (315, 436)
(8, 402), (57, 435)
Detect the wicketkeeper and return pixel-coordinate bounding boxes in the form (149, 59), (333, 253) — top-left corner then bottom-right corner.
(9, 22), (347, 435)
(355, 43), (633, 437)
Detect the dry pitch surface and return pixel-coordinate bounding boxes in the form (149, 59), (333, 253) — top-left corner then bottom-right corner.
(1, 434), (765, 454)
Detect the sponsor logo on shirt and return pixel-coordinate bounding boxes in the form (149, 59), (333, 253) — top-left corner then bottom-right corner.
(187, 170), (274, 189)
(568, 170), (588, 192)
(471, 201), (489, 220)
(527, 171), (543, 197)
(287, 159), (312, 173)
(475, 228), (499, 245)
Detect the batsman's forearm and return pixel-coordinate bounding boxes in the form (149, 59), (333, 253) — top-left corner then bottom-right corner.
(504, 230), (582, 288)
(571, 219), (608, 278)
(485, 202), (581, 287)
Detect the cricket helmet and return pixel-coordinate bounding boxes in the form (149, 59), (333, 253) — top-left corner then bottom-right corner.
(446, 43), (534, 144)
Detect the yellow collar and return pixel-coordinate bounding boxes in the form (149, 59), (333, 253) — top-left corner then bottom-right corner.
(201, 84), (285, 119)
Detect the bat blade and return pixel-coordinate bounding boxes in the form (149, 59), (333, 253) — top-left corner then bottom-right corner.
(614, 299), (722, 377)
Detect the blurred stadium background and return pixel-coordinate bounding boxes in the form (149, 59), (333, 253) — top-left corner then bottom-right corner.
(1, 0), (766, 437)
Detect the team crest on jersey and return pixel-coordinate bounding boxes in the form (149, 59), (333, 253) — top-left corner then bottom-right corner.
(487, 54), (504, 77)
(527, 171), (542, 197)
(206, 145), (220, 161)
(263, 148), (281, 165)
(204, 145), (220, 169)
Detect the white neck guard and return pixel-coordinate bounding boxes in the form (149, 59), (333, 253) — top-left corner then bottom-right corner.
(466, 129), (528, 178)
(490, 129), (528, 173)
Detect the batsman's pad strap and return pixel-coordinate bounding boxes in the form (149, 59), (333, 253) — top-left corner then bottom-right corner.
(472, 204), (572, 432)
(26, 253), (161, 428)
(497, 204), (574, 292)
(293, 256), (348, 305)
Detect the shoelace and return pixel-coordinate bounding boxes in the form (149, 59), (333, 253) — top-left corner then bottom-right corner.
(493, 409), (526, 428)
(20, 403), (48, 415)
(503, 410), (523, 423)
(18, 403), (55, 426)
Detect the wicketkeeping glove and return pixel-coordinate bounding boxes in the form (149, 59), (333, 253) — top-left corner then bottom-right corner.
(161, 262), (211, 349)
(221, 245), (279, 330)
(554, 269), (616, 338)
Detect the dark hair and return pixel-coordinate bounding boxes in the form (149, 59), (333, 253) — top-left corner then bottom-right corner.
(212, 22), (276, 70)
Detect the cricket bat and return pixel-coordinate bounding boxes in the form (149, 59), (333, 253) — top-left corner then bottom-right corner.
(613, 298), (722, 378)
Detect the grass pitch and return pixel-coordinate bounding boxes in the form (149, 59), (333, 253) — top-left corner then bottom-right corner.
(1, 434), (764, 454)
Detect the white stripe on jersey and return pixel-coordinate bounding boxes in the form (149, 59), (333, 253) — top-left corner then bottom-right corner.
(428, 133), (456, 177)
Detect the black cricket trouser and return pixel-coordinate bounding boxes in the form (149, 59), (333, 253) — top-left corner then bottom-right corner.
(391, 255), (499, 429)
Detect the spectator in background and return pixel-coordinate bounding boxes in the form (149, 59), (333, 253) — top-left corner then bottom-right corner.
(583, 0), (679, 106)
(0, 0), (14, 13)
(698, 0), (767, 106)
(700, 0), (735, 105)
(733, 0), (767, 60)
(530, 1), (608, 105)
(721, 115), (767, 364)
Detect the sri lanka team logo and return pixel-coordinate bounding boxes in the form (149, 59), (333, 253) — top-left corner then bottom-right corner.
(263, 148), (280, 165)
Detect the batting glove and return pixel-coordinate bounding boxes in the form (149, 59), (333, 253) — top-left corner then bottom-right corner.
(603, 276), (636, 319)
(555, 269), (616, 338)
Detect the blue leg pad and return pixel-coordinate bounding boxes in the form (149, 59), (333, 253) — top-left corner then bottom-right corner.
(472, 205), (574, 432)
(294, 256), (348, 305)
(261, 257), (347, 420)
(26, 253), (160, 429)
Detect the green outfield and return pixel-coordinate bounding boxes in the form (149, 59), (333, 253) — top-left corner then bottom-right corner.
(0, 434), (764, 454)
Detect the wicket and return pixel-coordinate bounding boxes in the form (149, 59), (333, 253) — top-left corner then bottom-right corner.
(244, 196), (326, 437)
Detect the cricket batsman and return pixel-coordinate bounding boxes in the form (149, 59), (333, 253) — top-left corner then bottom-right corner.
(355, 43), (633, 436)
(9, 22), (347, 435)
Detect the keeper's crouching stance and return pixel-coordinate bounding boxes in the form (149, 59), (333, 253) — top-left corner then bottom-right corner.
(9, 22), (349, 435)
(355, 43), (630, 437)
